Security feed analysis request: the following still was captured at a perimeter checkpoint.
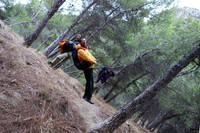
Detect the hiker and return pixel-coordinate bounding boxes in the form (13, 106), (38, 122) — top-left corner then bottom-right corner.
(73, 38), (97, 104)
(96, 66), (115, 84)
(94, 66), (115, 94)
(49, 34), (82, 68)
(73, 33), (82, 44)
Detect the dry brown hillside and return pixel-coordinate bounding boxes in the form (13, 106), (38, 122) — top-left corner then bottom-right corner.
(0, 20), (150, 133)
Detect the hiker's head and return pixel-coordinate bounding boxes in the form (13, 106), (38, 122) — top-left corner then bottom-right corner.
(76, 34), (81, 41)
(108, 66), (112, 72)
(80, 38), (87, 46)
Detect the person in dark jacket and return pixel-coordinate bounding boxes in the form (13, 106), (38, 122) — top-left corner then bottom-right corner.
(96, 66), (115, 84)
(74, 38), (97, 104)
(94, 66), (115, 94)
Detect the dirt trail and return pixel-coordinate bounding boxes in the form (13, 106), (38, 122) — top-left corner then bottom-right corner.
(73, 97), (102, 128)
(0, 20), (150, 133)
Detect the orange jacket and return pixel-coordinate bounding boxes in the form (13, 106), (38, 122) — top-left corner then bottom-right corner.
(75, 44), (97, 69)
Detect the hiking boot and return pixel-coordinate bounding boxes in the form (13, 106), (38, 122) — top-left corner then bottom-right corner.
(82, 95), (87, 99)
(83, 97), (94, 104)
(47, 61), (53, 67)
(85, 99), (94, 104)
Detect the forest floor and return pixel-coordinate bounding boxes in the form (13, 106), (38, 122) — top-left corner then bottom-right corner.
(0, 20), (151, 133)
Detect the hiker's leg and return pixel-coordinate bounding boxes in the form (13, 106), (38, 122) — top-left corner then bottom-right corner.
(51, 56), (61, 67)
(58, 53), (69, 58)
(83, 68), (93, 100)
(53, 55), (70, 69)
(51, 53), (68, 67)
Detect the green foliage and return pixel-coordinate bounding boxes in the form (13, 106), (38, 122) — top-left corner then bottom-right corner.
(118, 0), (147, 9)
(159, 72), (200, 130)
(0, 0), (15, 20)
(43, 0), (54, 10)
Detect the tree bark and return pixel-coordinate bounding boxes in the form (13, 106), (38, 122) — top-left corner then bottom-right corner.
(87, 45), (200, 133)
(24, 0), (66, 46)
(43, 0), (99, 57)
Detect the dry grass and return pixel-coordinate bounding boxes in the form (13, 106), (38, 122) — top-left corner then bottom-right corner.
(0, 20), (151, 133)
(0, 20), (86, 133)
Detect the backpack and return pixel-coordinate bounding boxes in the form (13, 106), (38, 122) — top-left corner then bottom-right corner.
(58, 40), (75, 53)
(72, 50), (91, 70)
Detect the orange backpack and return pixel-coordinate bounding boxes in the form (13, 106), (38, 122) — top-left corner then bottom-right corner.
(59, 40), (68, 53)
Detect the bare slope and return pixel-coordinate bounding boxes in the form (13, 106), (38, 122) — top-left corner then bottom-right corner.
(0, 20), (150, 133)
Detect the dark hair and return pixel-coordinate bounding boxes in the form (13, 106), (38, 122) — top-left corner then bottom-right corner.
(80, 38), (86, 45)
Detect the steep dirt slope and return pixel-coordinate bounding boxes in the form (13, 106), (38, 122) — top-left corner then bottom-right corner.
(0, 20), (150, 133)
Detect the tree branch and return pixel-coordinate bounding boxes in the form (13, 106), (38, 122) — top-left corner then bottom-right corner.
(87, 3), (148, 41)
(43, 0), (99, 57)
(10, 8), (43, 26)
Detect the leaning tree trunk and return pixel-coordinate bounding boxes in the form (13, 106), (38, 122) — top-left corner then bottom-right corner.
(24, 0), (66, 46)
(43, 0), (99, 57)
(87, 45), (200, 133)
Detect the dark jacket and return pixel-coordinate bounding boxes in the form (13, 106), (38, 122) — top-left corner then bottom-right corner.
(96, 66), (115, 84)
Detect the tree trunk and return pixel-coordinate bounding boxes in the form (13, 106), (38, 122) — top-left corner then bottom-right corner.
(103, 86), (116, 100)
(87, 45), (200, 133)
(43, 0), (99, 57)
(24, 0), (66, 46)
